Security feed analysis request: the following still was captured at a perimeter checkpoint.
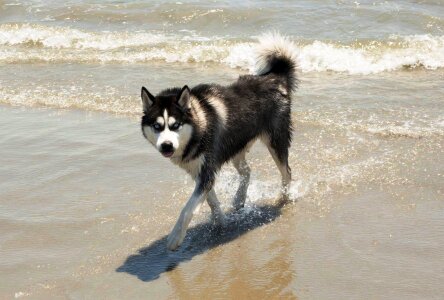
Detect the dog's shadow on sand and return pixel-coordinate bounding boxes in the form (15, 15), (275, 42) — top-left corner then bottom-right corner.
(116, 200), (288, 282)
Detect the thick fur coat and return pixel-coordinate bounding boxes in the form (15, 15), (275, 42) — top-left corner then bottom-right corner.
(141, 33), (298, 250)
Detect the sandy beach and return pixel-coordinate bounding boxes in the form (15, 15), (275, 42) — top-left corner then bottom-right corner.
(1, 0), (444, 299)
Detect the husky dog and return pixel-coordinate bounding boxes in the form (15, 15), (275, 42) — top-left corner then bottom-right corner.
(141, 33), (297, 250)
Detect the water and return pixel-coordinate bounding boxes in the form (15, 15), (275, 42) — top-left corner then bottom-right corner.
(1, 1), (443, 299)
(1, 1), (444, 73)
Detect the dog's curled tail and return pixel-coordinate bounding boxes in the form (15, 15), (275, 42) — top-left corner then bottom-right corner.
(254, 32), (298, 93)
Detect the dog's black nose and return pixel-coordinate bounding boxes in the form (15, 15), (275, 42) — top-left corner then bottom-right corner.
(160, 141), (174, 153)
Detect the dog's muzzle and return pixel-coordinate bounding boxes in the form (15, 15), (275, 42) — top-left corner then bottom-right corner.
(160, 141), (174, 158)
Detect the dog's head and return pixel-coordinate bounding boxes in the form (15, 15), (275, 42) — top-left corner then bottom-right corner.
(140, 85), (194, 159)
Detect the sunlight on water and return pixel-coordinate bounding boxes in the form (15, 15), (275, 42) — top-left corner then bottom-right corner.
(1, 0), (443, 298)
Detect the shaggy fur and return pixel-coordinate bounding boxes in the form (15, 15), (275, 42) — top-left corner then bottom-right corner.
(141, 33), (298, 250)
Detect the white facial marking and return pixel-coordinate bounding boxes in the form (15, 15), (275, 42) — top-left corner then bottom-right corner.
(163, 109), (168, 123)
(168, 116), (176, 127)
(143, 109), (193, 159)
(156, 116), (165, 126)
(156, 110), (178, 149)
(176, 123), (192, 150)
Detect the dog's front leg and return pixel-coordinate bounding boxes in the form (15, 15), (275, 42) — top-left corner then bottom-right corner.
(167, 180), (209, 250)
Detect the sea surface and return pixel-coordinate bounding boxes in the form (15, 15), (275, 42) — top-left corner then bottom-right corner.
(1, 1), (443, 299)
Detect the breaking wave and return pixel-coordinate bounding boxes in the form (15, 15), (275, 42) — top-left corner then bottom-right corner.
(1, 24), (444, 74)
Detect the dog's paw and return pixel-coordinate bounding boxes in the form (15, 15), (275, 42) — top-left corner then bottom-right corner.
(281, 192), (291, 204)
(232, 200), (245, 211)
(212, 214), (227, 228)
(167, 227), (185, 251)
(232, 192), (247, 211)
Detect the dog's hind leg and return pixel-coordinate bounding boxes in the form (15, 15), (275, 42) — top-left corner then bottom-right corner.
(207, 188), (226, 226)
(262, 135), (292, 203)
(232, 150), (251, 210)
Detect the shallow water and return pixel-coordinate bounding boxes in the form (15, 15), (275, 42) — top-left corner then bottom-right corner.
(1, 0), (444, 299)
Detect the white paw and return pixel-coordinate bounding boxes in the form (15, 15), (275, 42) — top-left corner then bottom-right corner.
(212, 213), (227, 227)
(280, 191), (290, 205)
(167, 225), (186, 251)
(232, 189), (247, 210)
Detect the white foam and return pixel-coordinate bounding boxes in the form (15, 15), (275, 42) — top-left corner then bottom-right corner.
(0, 23), (176, 50)
(1, 24), (444, 74)
(296, 35), (444, 74)
(214, 169), (307, 208)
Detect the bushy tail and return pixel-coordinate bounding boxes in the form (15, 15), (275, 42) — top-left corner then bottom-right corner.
(254, 32), (298, 93)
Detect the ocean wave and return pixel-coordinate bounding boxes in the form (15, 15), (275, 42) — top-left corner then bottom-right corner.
(362, 123), (444, 139)
(1, 24), (444, 74)
(0, 85), (140, 115)
(298, 111), (444, 139)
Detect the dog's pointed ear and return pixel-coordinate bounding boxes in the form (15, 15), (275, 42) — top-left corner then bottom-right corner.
(177, 85), (191, 110)
(141, 87), (155, 111)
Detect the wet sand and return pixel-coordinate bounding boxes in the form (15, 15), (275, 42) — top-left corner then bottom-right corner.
(2, 0), (444, 298)
(1, 104), (443, 299)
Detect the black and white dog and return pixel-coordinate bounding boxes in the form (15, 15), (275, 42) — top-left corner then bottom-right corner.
(141, 33), (297, 250)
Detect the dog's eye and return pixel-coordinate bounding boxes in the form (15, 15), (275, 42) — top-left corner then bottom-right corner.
(152, 123), (162, 131)
(170, 122), (181, 130)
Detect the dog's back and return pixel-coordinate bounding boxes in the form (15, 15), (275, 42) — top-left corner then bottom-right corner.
(191, 33), (298, 170)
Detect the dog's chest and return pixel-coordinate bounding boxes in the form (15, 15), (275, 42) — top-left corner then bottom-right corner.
(171, 155), (204, 179)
